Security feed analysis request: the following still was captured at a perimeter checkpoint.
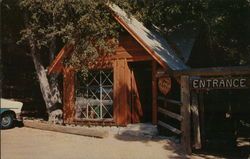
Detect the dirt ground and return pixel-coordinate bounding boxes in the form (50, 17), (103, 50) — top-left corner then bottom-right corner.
(1, 127), (227, 159)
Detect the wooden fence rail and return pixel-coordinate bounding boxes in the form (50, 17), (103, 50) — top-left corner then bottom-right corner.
(158, 120), (182, 135)
(157, 96), (182, 106)
(158, 107), (183, 121)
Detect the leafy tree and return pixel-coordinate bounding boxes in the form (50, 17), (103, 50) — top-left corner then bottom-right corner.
(18, 0), (120, 70)
(2, 0), (249, 119)
(116, 0), (250, 66)
(12, 0), (121, 117)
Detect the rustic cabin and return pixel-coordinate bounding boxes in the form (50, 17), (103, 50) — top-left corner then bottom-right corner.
(47, 4), (250, 154)
(48, 4), (188, 127)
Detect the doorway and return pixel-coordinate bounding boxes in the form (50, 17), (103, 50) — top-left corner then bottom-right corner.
(129, 61), (152, 123)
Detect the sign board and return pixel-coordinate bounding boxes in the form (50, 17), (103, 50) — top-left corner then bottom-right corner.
(158, 77), (171, 95)
(191, 77), (250, 89)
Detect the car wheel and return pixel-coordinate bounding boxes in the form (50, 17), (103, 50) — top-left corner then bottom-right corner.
(1, 113), (14, 129)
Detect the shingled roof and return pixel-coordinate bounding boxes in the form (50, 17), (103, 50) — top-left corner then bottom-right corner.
(108, 4), (188, 70)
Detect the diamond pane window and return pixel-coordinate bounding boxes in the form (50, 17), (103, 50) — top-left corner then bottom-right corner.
(75, 70), (113, 120)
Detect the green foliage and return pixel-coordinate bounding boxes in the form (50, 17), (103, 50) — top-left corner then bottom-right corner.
(116, 0), (250, 66)
(18, 0), (120, 72)
(4, 0), (250, 69)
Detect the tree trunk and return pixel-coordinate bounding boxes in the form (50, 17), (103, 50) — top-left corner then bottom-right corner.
(48, 39), (63, 124)
(49, 39), (62, 106)
(29, 38), (63, 123)
(29, 39), (53, 111)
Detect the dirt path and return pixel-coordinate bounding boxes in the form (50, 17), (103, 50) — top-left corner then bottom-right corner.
(1, 127), (223, 159)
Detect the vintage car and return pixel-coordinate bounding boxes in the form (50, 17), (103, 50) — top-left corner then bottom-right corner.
(0, 98), (23, 129)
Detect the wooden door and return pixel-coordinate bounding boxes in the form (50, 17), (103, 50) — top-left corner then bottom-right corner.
(130, 62), (152, 123)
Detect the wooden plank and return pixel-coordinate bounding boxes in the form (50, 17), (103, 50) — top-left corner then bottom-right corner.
(166, 99), (182, 106)
(122, 59), (129, 125)
(113, 59), (129, 126)
(191, 91), (202, 149)
(63, 66), (75, 124)
(110, 53), (153, 60)
(119, 60), (124, 125)
(158, 120), (182, 135)
(116, 34), (149, 53)
(126, 56), (153, 62)
(157, 66), (250, 77)
(180, 76), (192, 154)
(125, 60), (132, 124)
(198, 91), (205, 146)
(48, 45), (74, 75)
(113, 60), (119, 125)
(131, 66), (143, 123)
(157, 96), (182, 106)
(158, 107), (183, 121)
(23, 120), (108, 138)
(152, 61), (158, 124)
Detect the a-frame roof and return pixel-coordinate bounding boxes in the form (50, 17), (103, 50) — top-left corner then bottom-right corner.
(108, 4), (188, 70)
(48, 3), (188, 75)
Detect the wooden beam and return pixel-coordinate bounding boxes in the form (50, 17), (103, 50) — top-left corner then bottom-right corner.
(152, 61), (158, 125)
(180, 76), (192, 154)
(110, 53), (153, 61)
(125, 59), (132, 124)
(126, 56), (153, 62)
(158, 120), (182, 135)
(198, 91), (205, 147)
(191, 91), (202, 149)
(157, 66), (250, 77)
(63, 66), (75, 124)
(23, 120), (108, 138)
(48, 45), (74, 75)
(157, 96), (182, 106)
(113, 59), (129, 126)
(158, 107), (183, 121)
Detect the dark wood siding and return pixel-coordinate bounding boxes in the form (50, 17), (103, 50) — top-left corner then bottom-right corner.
(113, 59), (131, 126)
(63, 67), (75, 124)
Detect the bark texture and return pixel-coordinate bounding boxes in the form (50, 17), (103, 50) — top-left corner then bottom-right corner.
(29, 39), (53, 110)
(29, 39), (63, 123)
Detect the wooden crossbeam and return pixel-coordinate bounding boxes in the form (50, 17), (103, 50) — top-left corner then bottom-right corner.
(158, 107), (183, 121)
(157, 96), (182, 106)
(158, 120), (182, 135)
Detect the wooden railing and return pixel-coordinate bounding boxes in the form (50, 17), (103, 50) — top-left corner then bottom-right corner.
(157, 96), (182, 135)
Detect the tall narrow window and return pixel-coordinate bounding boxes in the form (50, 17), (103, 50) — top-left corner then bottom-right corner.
(75, 70), (113, 120)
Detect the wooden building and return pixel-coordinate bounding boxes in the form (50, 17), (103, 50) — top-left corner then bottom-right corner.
(48, 4), (250, 154)
(48, 4), (187, 127)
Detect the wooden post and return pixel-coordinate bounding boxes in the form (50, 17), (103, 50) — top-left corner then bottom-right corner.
(180, 76), (192, 154)
(63, 66), (75, 124)
(191, 90), (202, 149)
(113, 59), (129, 126)
(199, 91), (205, 146)
(152, 61), (158, 125)
(125, 60), (132, 124)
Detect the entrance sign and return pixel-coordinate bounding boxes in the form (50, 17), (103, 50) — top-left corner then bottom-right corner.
(158, 77), (171, 95)
(191, 77), (250, 89)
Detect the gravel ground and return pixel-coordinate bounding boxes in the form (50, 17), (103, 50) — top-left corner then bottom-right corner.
(1, 127), (226, 159)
